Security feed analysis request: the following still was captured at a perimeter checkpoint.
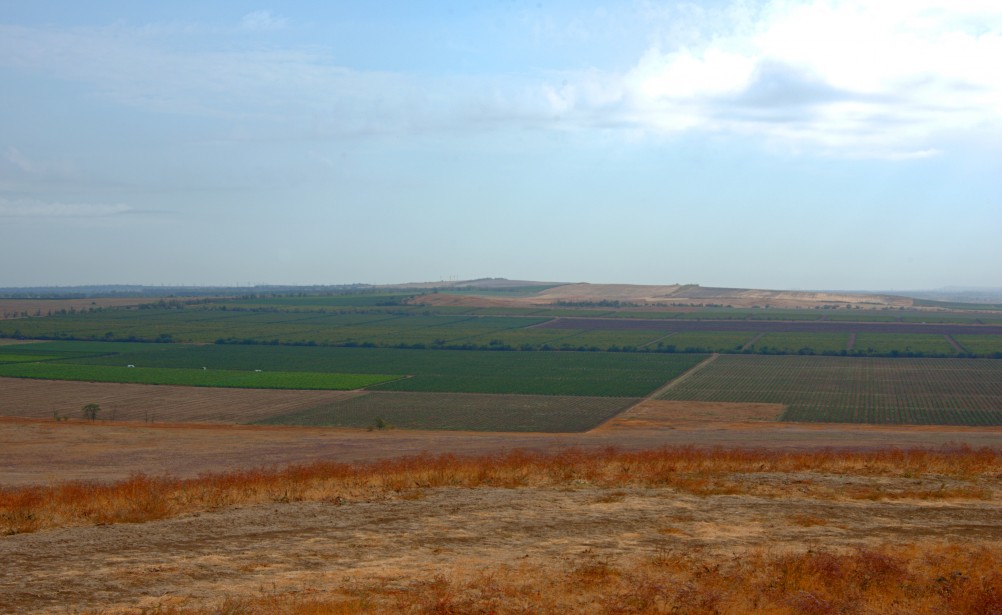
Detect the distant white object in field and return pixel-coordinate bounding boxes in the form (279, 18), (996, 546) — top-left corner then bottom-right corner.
(202, 367), (207, 370)
(127, 364), (135, 368)
(254, 369), (262, 372)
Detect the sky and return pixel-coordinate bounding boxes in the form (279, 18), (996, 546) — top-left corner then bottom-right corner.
(1, 1), (1000, 291)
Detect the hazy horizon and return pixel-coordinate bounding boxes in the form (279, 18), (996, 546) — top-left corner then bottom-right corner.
(2, 1), (1000, 290)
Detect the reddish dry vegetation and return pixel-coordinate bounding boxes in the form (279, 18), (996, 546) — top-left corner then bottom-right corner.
(2, 446), (998, 535)
(4, 446), (1002, 614)
(139, 544), (1002, 615)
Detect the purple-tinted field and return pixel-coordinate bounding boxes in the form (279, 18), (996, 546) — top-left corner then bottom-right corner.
(536, 317), (1002, 336)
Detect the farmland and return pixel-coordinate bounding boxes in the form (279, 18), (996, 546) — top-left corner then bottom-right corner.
(0, 341), (706, 397)
(658, 355), (1002, 425)
(1, 290), (1002, 429)
(0, 362), (399, 390)
(258, 391), (640, 432)
(0, 377), (359, 423)
(2, 290), (1002, 358)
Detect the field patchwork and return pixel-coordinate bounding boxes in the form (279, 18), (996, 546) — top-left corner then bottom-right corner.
(657, 355), (1002, 425)
(258, 391), (640, 432)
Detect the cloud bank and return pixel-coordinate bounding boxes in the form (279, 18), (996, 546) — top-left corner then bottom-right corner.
(0, 1), (999, 157)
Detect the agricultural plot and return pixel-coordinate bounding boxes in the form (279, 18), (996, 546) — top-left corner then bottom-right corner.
(747, 332), (850, 354)
(463, 328), (586, 350)
(0, 377), (360, 423)
(258, 391), (640, 432)
(368, 350), (706, 396)
(657, 331), (757, 352)
(852, 333), (957, 356)
(0, 354), (56, 363)
(0, 362), (399, 390)
(658, 355), (1002, 426)
(608, 311), (685, 319)
(953, 335), (1002, 356)
(28, 342), (707, 397)
(552, 329), (668, 350)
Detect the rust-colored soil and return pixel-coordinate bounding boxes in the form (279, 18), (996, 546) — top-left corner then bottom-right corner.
(0, 377), (360, 424)
(596, 400), (785, 431)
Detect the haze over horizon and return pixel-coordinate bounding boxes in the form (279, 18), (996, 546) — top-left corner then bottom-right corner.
(1, 1), (1000, 291)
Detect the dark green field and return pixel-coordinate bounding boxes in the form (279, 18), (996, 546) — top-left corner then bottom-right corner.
(658, 355), (1002, 426)
(1, 341), (705, 397)
(0, 362), (397, 390)
(258, 391), (639, 432)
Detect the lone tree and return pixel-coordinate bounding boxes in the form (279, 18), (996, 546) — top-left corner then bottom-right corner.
(82, 403), (101, 421)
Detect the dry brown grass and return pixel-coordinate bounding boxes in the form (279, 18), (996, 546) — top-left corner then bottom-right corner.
(91, 543), (1002, 614)
(3, 445), (999, 536)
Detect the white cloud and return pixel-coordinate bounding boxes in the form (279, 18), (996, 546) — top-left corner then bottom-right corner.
(0, 2), (999, 157)
(590, 0), (1002, 156)
(240, 10), (287, 32)
(0, 198), (133, 218)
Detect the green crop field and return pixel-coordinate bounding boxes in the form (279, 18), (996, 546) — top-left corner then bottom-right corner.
(258, 391), (639, 432)
(852, 333), (957, 356)
(658, 355), (1002, 425)
(747, 332), (850, 354)
(658, 331), (758, 352)
(18, 341), (705, 397)
(0, 362), (400, 390)
(0, 354), (54, 363)
(953, 335), (1002, 356)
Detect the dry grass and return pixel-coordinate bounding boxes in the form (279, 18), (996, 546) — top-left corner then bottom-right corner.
(92, 544), (1002, 614)
(3, 445), (999, 536)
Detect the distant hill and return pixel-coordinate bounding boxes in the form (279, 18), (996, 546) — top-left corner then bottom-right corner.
(405, 281), (917, 310)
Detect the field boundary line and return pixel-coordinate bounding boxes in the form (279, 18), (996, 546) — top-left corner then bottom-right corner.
(846, 332), (856, 351)
(524, 317), (559, 329)
(639, 331), (677, 349)
(646, 353), (720, 400)
(741, 333), (765, 351)
(589, 354), (720, 431)
(945, 334), (967, 354)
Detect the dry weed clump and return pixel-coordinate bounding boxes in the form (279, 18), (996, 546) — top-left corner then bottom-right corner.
(100, 544), (1002, 614)
(2, 445), (1000, 535)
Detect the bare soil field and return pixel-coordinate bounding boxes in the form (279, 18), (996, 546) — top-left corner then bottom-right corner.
(596, 399), (786, 430)
(0, 377), (361, 424)
(0, 298), (155, 319)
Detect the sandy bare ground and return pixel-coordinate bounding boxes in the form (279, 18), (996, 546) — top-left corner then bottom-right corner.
(3, 478), (1000, 613)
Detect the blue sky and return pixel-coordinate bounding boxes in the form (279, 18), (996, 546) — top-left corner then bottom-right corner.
(1, 1), (1000, 290)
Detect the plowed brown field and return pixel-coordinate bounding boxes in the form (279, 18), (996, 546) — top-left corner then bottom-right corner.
(0, 377), (360, 424)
